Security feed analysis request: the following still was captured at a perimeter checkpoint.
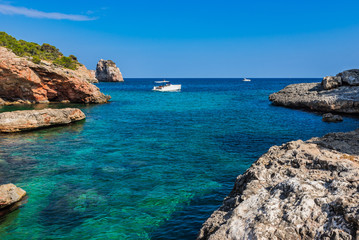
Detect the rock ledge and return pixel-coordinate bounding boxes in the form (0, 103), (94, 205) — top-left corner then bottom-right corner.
(269, 69), (359, 114)
(0, 108), (86, 132)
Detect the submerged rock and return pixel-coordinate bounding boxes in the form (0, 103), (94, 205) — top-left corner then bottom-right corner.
(322, 113), (343, 122)
(0, 47), (109, 105)
(95, 59), (124, 82)
(0, 108), (85, 133)
(0, 183), (26, 210)
(198, 129), (359, 240)
(269, 82), (359, 113)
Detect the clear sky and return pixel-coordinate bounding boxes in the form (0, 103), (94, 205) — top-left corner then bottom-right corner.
(1, 0), (359, 78)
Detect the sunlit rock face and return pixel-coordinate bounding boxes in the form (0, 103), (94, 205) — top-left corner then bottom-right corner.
(199, 129), (359, 240)
(0, 183), (26, 209)
(95, 59), (123, 82)
(0, 47), (110, 105)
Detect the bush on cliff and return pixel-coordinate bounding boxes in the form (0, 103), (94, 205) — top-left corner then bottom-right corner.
(0, 32), (80, 70)
(31, 56), (41, 64)
(53, 56), (78, 70)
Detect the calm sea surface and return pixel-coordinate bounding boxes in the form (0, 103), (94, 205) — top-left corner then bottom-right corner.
(0, 78), (358, 239)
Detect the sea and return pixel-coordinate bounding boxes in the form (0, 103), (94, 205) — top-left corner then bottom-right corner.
(0, 78), (358, 239)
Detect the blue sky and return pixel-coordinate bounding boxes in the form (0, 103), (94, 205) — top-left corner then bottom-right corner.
(1, 0), (359, 77)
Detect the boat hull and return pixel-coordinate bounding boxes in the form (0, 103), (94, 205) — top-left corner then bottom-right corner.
(152, 84), (181, 92)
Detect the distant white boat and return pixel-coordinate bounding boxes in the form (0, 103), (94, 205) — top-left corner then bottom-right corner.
(243, 78), (251, 82)
(152, 80), (181, 92)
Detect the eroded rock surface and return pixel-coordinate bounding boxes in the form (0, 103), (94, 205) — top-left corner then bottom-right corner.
(0, 47), (109, 105)
(95, 59), (123, 82)
(0, 183), (26, 209)
(198, 129), (359, 240)
(0, 108), (85, 132)
(322, 76), (342, 90)
(269, 82), (359, 113)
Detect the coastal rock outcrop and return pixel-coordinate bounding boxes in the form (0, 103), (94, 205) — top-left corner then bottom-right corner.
(0, 183), (26, 209)
(269, 82), (359, 113)
(198, 129), (359, 240)
(0, 47), (109, 105)
(95, 59), (124, 82)
(0, 108), (85, 133)
(269, 69), (359, 113)
(322, 113), (343, 122)
(337, 69), (359, 86)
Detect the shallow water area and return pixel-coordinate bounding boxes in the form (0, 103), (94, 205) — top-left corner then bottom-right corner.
(0, 78), (358, 239)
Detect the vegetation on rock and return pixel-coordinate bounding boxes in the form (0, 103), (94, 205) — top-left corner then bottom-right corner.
(0, 32), (79, 70)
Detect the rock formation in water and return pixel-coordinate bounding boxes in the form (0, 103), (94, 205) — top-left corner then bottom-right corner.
(0, 183), (26, 209)
(95, 59), (124, 82)
(269, 69), (359, 113)
(0, 47), (109, 105)
(322, 113), (343, 122)
(0, 108), (86, 133)
(198, 129), (359, 240)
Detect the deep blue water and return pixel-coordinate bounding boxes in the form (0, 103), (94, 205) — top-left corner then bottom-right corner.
(0, 78), (358, 239)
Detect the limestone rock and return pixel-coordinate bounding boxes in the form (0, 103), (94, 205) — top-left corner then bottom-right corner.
(0, 47), (110, 105)
(0, 108), (86, 133)
(198, 129), (359, 240)
(0, 183), (26, 209)
(322, 113), (343, 122)
(269, 82), (359, 113)
(337, 69), (359, 86)
(95, 59), (124, 82)
(88, 70), (98, 83)
(322, 76), (342, 90)
(75, 66), (98, 83)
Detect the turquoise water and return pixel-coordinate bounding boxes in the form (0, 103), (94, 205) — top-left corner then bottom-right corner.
(0, 78), (358, 239)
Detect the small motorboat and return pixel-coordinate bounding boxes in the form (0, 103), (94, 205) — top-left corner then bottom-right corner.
(243, 78), (251, 82)
(152, 80), (181, 92)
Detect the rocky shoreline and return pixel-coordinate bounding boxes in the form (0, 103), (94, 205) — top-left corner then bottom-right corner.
(269, 69), (359, 114)
(198, 129), (359, 239)
(199, 69), (359, 240)
(0, 43), (120, 215)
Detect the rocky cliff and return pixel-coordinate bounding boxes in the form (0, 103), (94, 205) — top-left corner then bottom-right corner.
(198, 129), (359, 240)
(95, 59), (124, 82)
(269, 69), (359, 113)
(0, 47), (109, 105)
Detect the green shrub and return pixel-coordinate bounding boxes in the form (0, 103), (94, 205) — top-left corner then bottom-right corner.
(0, 32), (79, 70)
(53, 56), (78, 70)
(31, 55), (41, 64)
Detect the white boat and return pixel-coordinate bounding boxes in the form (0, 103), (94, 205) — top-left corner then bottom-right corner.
(152, 80), (181, 92)
(243, 78), (251, 82)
